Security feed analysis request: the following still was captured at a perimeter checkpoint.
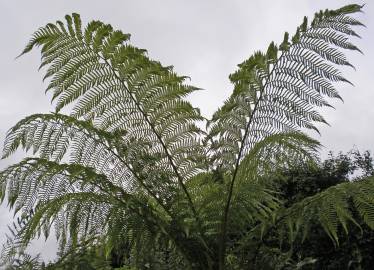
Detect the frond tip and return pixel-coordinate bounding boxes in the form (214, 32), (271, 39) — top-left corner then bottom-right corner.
(208, 3), (364, 169)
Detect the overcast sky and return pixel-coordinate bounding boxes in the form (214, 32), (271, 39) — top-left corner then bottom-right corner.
(0, 0), (373, 263)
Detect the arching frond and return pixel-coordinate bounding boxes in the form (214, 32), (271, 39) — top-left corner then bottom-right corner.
(0, 158), (180, 264)
(210, 4), (364, 266)
(235, 132), (321, 184)
(2, 113), (173, 200)
(18, 13), (206, 223)
(208, 4), (363, 169)
(273, 176), (374, 245)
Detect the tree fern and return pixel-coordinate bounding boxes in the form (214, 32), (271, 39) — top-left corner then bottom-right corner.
(17, 13), (205, 216)
(0, 3), (370, 269)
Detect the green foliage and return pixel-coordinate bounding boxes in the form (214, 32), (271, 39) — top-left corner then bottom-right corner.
(0, 3), (370, 270)
(253, 150), (374, 269)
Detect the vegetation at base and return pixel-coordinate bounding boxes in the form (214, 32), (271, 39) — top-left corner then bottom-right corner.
(256, 150), (374, 269)
(5, 150), (374, 269)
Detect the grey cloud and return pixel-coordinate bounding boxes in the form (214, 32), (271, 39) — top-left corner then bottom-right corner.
(0, 0), (373, 262)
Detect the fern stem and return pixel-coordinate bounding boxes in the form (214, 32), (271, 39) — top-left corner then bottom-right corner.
(95, 54), (213, 262)
(98, 56), (202, 231)
(218, 52), (285, 269)
(219, 18), (354, 261)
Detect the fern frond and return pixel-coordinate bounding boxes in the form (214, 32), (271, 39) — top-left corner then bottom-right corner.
(19, 14), (205, 224)
(0, 211), (36, 268)
(235, 132), (321, 184)
(186, 171), (280, 254)
(274, 176), (374, 245)
(208, 5), (364, 169)
(2, 113), (186, 217)
(0, 158), (175, 259)
(212, 4), (364, 266)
